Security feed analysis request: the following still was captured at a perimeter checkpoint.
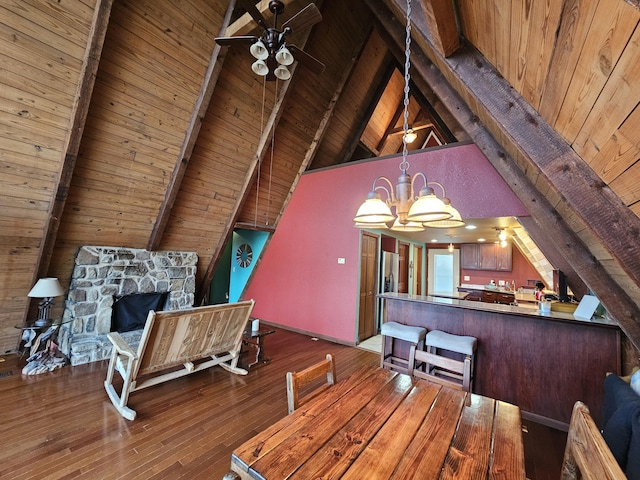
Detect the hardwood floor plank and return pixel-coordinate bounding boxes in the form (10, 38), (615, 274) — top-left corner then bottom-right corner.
(0, 327), (567, 479)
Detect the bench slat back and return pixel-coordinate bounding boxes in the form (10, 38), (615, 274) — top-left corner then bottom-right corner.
(136, 300), (254, 376)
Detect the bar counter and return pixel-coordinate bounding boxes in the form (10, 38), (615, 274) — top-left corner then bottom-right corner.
(378, 292), (621, 428)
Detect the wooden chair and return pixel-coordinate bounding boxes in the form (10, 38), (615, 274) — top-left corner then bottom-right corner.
(409, 345), (471, 392)
(560, 401), (625, 479)
(286, 353), (336, 414)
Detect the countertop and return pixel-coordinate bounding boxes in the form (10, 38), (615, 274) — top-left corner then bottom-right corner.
(378, 292), (616, 328)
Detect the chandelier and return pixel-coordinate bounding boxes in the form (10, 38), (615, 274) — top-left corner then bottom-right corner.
(353, 0), (464, 232)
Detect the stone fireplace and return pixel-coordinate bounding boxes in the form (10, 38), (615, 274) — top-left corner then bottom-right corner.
(58, 246), (198, 365)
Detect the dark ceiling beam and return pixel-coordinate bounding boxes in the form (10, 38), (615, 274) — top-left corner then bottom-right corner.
(31, 0), (114, 319)
(391, 0), (640, 291)
(148, 0), (237, 251)
(517, 216), (589, 300)
(369, 0), (640, 350)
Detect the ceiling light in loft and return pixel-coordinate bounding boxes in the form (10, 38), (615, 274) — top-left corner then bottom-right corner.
(403, 128), (417, 143)
(353, 0), (464, 232)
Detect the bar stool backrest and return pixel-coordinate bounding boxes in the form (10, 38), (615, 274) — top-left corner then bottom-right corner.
(410, 346), (471, 392)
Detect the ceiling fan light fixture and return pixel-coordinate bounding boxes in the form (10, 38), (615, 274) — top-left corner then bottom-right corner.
(251, 59), (269, 76)
(274, 64), (291, 80)
(250, 39), (269, 60)
(275, 45), (294, 65)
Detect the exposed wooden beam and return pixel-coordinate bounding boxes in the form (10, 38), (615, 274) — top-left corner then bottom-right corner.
(369, 0), (640, 350)
(148, 1), (238, 251)
(33, 0), (113, 293)
(420, 0), (459, 57)
(517, 216), (589, 300)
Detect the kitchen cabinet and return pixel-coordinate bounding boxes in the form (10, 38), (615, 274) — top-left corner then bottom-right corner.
(460, 243), (512, 271)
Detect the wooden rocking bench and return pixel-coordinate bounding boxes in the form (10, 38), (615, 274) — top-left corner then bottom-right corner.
(104, 300), (255, 420)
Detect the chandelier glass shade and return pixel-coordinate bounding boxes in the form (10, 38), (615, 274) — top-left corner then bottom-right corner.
(353, 0), (463, 233)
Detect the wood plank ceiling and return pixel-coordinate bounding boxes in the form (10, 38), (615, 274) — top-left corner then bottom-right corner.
(1, 0), (639, 354)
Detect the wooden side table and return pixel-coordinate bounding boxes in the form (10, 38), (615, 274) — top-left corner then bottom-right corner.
(241, 328), (275, 369)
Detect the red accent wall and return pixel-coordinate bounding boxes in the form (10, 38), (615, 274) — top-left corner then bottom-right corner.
(244, 144), (529, 344)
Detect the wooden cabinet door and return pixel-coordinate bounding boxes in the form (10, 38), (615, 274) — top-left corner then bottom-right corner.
(398, 242), (409, 293)
(461, 244), (479, 269)
(496, 244), (513, 271)
(478, 244), (497, 270)
(358, 233), (378, 341)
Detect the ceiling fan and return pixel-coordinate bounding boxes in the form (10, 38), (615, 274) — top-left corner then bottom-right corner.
(215, 0), (325, 81)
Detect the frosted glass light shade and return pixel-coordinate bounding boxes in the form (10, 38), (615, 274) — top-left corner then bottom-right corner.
(28, 277), (64, 298)
(353, 196), (395, 224)
(389, 218), (424, 232)
(403, 129), (417, 143)
(406, 193), (451, 223)
(425, 202), (465, 228)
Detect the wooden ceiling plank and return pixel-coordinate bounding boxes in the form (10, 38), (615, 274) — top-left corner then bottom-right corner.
(147, 0), (238, 251)
(372, 0), (640, 350)
(33, 0), (114, 288)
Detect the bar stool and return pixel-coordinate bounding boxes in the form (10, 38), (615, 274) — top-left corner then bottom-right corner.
(423, 330), (477, 392)
(380, 321), (427, 374)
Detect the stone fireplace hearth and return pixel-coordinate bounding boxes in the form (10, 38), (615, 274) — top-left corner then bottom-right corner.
(58, 246), (198, 365)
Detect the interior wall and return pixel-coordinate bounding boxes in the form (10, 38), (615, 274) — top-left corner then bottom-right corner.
(244, 143), (529, 344)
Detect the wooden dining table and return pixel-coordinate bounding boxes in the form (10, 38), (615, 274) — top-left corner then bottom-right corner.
(229, 365), (526, 479)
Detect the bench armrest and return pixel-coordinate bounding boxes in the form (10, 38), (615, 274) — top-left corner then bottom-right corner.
(107, 332), (136, 358)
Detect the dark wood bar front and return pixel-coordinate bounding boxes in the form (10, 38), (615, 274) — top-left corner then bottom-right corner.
(379, 293), (621, 428)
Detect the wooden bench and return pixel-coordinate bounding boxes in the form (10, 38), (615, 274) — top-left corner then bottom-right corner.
(104, 300), (255, 420)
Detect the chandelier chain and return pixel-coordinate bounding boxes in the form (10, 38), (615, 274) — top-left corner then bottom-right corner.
(400, 0), (412, 174)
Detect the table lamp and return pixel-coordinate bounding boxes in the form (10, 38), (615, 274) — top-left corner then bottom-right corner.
(28, 277), (65, 327)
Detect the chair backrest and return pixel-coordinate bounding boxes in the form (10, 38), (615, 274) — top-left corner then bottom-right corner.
(561, 401), (625, 480)
(410, 346), (471, 392)
(286, 353), (336, 414)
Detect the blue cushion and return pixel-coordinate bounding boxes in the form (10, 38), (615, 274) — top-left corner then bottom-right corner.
(601, 374), (640, 479)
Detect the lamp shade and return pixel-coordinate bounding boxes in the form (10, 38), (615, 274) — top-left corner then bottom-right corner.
(274, 65), (291, 80)
(275, 46), (294, 66)
(249, 39), (268, 60)
(251, 59), (269, 76)
(28, 277), (64, 298)
(406, 191), (451, 223)
(354, 221), (390, 229)
(353, 194), (395, 224)
(425, 201), (465, 228)
(403, 128), (417, 143)
(389, 217), (424, 232)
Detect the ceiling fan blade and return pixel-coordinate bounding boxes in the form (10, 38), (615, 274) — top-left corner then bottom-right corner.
(282, 3), (322, 33)
(288, 44), (325, 74)
(238, 0), (269, 30)
(215, 35), (258, 46)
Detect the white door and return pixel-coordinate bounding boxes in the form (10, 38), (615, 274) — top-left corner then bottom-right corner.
(428, 249), (460, 295)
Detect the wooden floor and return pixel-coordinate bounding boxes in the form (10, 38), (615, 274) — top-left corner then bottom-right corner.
(0, 327), (566, 479)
